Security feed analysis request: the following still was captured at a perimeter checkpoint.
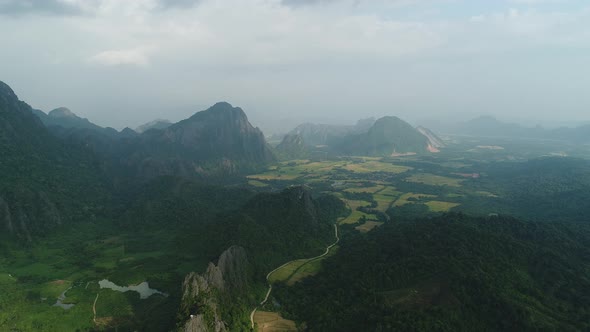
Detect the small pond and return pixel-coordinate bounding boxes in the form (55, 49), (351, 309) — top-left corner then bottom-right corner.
(98, 279), (167, 299)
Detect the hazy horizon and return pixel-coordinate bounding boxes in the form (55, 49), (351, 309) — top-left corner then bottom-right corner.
(2, 0), (590, 134)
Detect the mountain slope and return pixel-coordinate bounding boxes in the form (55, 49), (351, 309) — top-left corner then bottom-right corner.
(288, 118), (375, 147)
(417, 126), (445, 152)
(335, 116), (430, 156)
(118, 102), (275, 179)
(33, 107), (121, 137)
(275, 134), (309, 160)
(0, 81), (108, 239)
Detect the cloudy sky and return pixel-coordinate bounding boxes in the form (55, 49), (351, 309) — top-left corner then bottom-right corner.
(1, 0), (589, 133)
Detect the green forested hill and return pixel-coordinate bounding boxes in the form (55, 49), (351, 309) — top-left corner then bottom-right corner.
(0, 81), (109, 239)
(275, 214), (590, 332)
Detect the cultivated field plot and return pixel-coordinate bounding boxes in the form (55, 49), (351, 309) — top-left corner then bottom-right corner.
(247, 159), (413, 185)
(343, 160), (412, 174)
(344, 185), (385, 194)
(254, 311), (297, 332)
(405, 173), (464, 187)
(340, 210), (376, 225)
(425, 201), (460, 212)
(286, 246), (339, 286)
(355, 221), (384, 233)
(394, 193), (437, 207)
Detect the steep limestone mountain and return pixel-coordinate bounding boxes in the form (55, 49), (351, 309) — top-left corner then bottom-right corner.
(117, 102), (275, 179)
(288, 117), (375, 147)
(335, 116), (430, 156)
(35, 102), (275, 181)
(0, 81), (108, 240)
(178, 246), (251, 332)
(417, 126), (445, 152)
(136, 119), (172, 133)
(151, 102), (273, 163)
(275, 134), (309, 160)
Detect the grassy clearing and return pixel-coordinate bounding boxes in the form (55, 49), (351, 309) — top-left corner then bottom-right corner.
(476, 191), (499, 197)
(394, 193), (437, 207)
(425, 201), (460, 212)
(406, 173), (464, 187)
(345, 199), (372, 210)
(268, 260), (308, 284)
(247, 173), (299, 181)
(373, 194), (396, 212)
(286, 247), (339, 286)
(340, 210), (375, 225)
(355, 221), (384, 233)
(254, 311), (297, 332)
(379, 187), (402, 197)
(248, 180), (269, 187)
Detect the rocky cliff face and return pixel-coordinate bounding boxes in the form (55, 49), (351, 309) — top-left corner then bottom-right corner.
(96, 102), (276, 180)
(157, 102), (274, 163)
(179, 246), (250, 332)
(417, 126), (445, 152)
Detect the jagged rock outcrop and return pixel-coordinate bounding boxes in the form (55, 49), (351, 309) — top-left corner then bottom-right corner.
(179, 246), (250, 332)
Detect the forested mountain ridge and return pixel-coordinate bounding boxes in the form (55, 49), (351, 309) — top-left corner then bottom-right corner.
(0, 81), (109, 240)
(35, 101), (276, 182)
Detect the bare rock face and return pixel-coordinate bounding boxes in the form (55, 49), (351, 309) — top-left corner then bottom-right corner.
(217, 245), (249, 291)
(417, 126), (445, 150)
(179, 246), (249, 332)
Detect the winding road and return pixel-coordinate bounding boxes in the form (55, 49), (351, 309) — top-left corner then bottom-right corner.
(250, 224), (340, 330)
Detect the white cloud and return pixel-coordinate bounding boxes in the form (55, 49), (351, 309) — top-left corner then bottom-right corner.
(89, 49), (150, 66)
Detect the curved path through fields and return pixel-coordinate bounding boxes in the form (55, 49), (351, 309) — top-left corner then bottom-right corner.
(250, 224), (340, 330)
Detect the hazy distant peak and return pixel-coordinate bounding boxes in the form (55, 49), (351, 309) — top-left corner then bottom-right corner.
(188, 101), (248, 122)
(0, 80), (17, 100)
(120, 127), (138, 137)
(135, 119), (171, 133)
(48, 107), (76, 118)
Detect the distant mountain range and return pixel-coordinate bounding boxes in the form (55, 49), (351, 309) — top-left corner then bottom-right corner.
(30, 100), (275, 180)
(451, 116), (590, 142)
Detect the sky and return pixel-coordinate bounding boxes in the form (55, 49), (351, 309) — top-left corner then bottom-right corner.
(1, 0), (589, 133)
